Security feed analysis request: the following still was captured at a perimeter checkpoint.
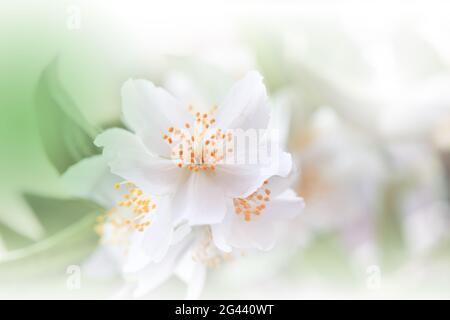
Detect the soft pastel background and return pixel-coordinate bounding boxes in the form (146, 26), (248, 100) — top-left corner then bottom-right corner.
(0, 0), (449, 299)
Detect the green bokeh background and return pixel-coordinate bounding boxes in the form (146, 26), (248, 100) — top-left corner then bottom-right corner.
(0, 1), (449, 299)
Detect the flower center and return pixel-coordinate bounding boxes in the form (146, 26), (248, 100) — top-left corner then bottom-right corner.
(162, 105), (234, 172)
(233, 180), (271, 222)
(95, 182), (157, 239)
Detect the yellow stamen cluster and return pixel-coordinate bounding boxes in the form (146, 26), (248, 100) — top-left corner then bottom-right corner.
(233, 180), (270, 222)
(96, 182), (156, 237)
(162, 105), (234, 172)
(96, 207), (132, 250)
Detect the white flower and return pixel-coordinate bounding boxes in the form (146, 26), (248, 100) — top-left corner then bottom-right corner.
(62, 155), (206, 297)
(115, 172), (304, 297)
(62, 155), (174, 272)
(62, 70), (304, 298)
(131, 226), (227, 298)
(212, 175), (305, 252)
(95, 71), (292, 226)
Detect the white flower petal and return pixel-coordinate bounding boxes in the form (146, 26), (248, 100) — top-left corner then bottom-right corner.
(172, 172), (227, 225)
(61, 155), (120, 208)
(132, 260), (175, 298)
(214, 163), (267, 198)
(121, 196), (174, 273)
(261, 149), (293, 179)
(132, 237), (192, 297)
(122, 232), (151, 273)
(212, 210), (277, 251)
(95, 128), (184, 195)
(212, 186), (304, 252)
(121, 79), (192, 157)
(82, 247), (121, 279)
(174, 240), (207, 300)
(210, 202), (234, 253)
(215, 71), (270, 130)
(263, 169), (299, 198)
(257, 134), (293, 178)
(141, 196), (173, 263)
(174, 250), (206, 299)
(261, 189), (305, 221)
(171, 223), (192, 245)
(185, 264), (206, 300)
(214, 135), (292, 198)
(242, 222), (277, 251)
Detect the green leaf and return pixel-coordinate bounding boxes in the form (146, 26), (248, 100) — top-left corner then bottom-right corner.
(375, 179), (408, 271)
(0, 194), (103, 281)
(35, 58), (100, 174)
(0, 214), (99, 280)
(0, 222), (34, 251)
(23, 193), (102, 236)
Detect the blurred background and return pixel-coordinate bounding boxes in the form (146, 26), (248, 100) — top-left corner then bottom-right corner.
(0, 0), (449, 299)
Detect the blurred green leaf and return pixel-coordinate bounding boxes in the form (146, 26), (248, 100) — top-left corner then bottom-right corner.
(0, 194), (102, 281)
(35, 58), (100, 174)
(0, 222), (34, 251)
(0, 192), (45, 244)
(0, 214), (98, 281)
(375, 179), (408, 271)
(23, 193), (102, 236)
